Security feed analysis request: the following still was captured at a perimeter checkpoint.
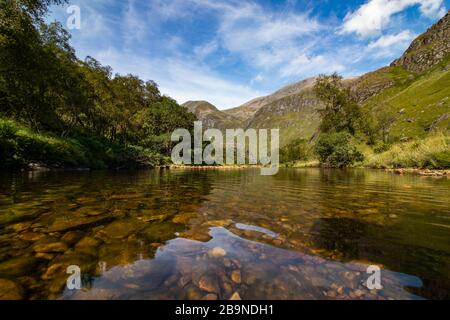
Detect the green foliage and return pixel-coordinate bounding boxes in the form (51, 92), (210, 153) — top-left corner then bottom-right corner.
(0, 2), (197, 169)
(315, 132), (364, 167)
(280, 138), (312, 163)
(0, 118), (165, 170)
(365, 133), (449, 169)
(314, 73), (364, 135)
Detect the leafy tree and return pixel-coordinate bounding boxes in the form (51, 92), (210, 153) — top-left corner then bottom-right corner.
(280, 138), (311, 163)
(314, 73), (363, 135)
(315, 132), (364, 167)
(0, 0), (198, 169)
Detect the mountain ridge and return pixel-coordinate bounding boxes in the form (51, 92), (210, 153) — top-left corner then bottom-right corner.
(183, 11), (450, 146)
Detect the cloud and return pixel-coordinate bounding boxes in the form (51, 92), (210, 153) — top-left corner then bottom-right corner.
(96, 48), (261, 109)
(341, 0), (446, 37)
(367, 30), (416, 50)
(280, 54), (345, 78)
(365, 30), (416, 59)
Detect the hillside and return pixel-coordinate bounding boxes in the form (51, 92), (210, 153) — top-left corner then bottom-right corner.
(183, 12), (450, 148)
(224, 77), (317, 122)
(182, 101), (242, 129)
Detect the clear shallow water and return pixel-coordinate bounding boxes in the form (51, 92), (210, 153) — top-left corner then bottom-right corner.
(0, 168), (449, 300)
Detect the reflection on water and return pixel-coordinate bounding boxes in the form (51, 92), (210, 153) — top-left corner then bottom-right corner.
(0, 168), (449, 300)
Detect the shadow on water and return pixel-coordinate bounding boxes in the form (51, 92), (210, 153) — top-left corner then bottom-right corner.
(310, 217), (450, 299)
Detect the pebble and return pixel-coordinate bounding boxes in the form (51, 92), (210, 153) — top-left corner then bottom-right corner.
(202, 293), (218, 300)
(0, 279), (24, 300)
(231, 270), (241, 284)
(198, 275), (219, 293)
(229, 292), (242, 300)
(208, 247), (227, 258)
(33, 242), (68, 253)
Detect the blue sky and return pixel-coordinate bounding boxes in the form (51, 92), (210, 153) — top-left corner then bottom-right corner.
(48, 0), (449, 110)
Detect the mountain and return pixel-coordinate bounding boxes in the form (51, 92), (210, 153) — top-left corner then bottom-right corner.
(223, 77), (317, 122)
(355, 11), (450, 140)
(184, 11), (450, 147)
(182, 101), (242, 129)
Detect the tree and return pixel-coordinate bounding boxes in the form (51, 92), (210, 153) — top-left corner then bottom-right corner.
(314, 73), (363, 135)
(315, 132), (364, 167)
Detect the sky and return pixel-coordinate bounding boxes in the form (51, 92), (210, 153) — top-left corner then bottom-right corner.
(48, 0), (449, 110)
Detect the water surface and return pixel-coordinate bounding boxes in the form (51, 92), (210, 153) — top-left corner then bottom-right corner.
(0, 168), (449, 300)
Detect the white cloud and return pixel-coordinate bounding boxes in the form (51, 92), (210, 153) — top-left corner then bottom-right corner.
(365, 30), (417, 59)
(367, 30), (415, 50)
(193, 40), (219, 59)
(341, 0), (446, 37)
(96, 48), (261, 109)
(280, 54), (345, 78)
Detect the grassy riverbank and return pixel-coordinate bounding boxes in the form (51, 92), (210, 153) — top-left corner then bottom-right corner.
(0, 118), (165, 170)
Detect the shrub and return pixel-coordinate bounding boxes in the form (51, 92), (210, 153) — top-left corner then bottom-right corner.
(315, 132), (364, 167)
(365, 133), (449, 169)
(280, 139), (313, 163)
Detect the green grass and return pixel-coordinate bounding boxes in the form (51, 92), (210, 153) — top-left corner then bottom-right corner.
(363, 59), (450, 142)
(365, 133), (450, 169)
(0, 118), (163, 170)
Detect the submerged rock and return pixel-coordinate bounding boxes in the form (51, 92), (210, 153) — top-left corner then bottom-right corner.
(33, 242), (68, 253)
(231, 270), (241, 284)
(208, 247), (227, 258)
(0, 279), (24, 300)
(229, 292), (242, 300)
(0, 257), (37, 277)
(198, 275), (219, 293)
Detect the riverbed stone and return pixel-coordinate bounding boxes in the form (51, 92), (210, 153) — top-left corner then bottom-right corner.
(33, 241), (68, 253)
(229, 292), (242, 300)
(0, 279), (24, 300)
(0, 256), (37, 277)
(19, 232), (45, 242)
(231, 270), (241, 284)
(186, 285), (203, 300)
(62, 231), (84, 245)
(208, 247), (227, 258)
(99, 220), (137, 240)
(198, 275), (219, 293)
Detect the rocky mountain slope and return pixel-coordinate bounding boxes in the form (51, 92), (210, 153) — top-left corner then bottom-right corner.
(182, 100), (242, 129)
(223, 77), (317, 122)
(184, 11), (450, 146)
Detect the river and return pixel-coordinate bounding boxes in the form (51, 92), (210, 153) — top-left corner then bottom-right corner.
(0, 168), (449, 300)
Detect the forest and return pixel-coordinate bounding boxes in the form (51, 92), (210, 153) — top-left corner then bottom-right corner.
(0, 0), (196, 169)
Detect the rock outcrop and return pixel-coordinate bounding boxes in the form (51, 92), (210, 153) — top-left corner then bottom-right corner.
(391, 11), (450, 73)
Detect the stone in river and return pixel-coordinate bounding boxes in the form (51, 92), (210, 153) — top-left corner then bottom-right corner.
(42, 263), (67, 280)
(0, 279), (24, 300)
(35, 252), (55, 260)
(186, 285), (203, 300)
(33, 242), (68, 253)
(75, 236), (101, 249)
(61, 231), (84, 245)
(230, 270), (241, 284)
(48, 215), (111, 232)
(198, 275), (219, 293)
(229, 292), (242, 300)
(19, 232), (45, 242)
(0, 257), (37, 277)
(208, 247), (227, 258)
(99, 220), (138, 240)
(202, 293), (218, 300)
(172, 213), (194, 224)
(8, 222), (32, 232)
